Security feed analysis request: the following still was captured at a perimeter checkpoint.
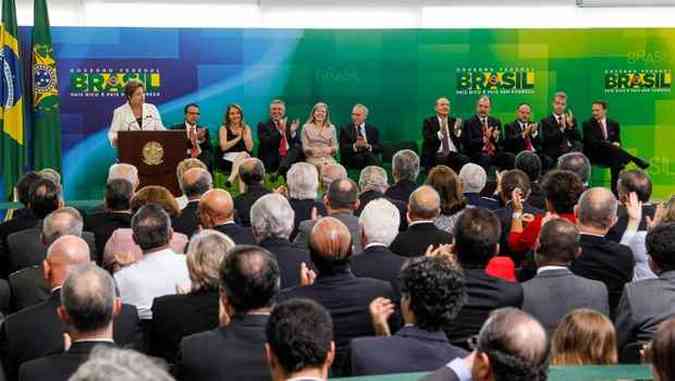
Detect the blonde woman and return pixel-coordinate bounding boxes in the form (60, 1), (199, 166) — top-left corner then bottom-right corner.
(301, 102), (338, 169)
(551, 309), (618, 365)
(217, 104), (254, 180)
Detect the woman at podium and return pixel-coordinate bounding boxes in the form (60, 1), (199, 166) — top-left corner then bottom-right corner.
(108, 79), (165, 147)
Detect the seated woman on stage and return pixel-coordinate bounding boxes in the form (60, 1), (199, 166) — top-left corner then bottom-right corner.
(217, 104), (254, 181)
(301, 102), (338, 169)
(108, 79), (165, 147)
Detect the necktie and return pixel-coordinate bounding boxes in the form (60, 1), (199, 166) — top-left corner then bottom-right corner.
(481, 118), (495, 156)
(277, 120), (288, 157)
(441, 118), (450, 155)
(523, 122), (534, 151)
(600, 120), (608, 140)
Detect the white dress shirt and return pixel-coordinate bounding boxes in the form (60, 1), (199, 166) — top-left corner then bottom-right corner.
(436, 116), (457, 153)
(108, 102), (165, 147)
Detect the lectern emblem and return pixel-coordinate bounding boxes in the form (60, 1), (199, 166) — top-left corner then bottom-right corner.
(142, 141), (164, 166)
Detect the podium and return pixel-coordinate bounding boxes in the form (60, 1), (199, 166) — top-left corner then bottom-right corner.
(118, 130), (187, 196)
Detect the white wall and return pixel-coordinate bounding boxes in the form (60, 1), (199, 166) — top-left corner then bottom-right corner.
(7, 0), (675, 28)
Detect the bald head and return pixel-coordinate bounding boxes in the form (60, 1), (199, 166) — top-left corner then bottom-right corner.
(408, 185), (440, 221)
(44, 236), (91, 289)
(309, 217), (352, 273)
(180, 167), (212, 200)
(198, 189), (234, 227)
(326, 178), (358, 211)
(577, 187), (618, 231)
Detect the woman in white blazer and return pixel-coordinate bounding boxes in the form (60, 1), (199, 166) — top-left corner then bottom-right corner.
(108, 79), (165, 147)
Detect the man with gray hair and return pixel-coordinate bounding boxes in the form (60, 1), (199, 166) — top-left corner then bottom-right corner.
(458, 163), (499, 210)
(107, 163), (139, 190)
(570, 187), (635, 316)
(174, 167), (213, 237)
(339, 103), (381, 170)
(540, 91), (583, 167)
(351, 198), (405, 286)
(355, 166), (407, 231)
(251, 194), (310, 289)
(390, 186), (453, 258)
(421, 97), (470, 173)
(234, 157), (271, 227)
(257, 99), (303, 178)
(557, 151), (592, 187)
(18, 264), (120, 381)
(286, 162), (326, 238)
(69, 347), (174, 381)
(320, 162), (348, 192)
(386, 149), (419, 203)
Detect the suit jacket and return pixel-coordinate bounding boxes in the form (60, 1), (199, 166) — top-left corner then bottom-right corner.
(84, 211), (132, 265)
(18, 341), (116, 381)
(462, 115), (502, 157)
(150, 290), (219, 364)
(464, 193), (499, 211)
(421, 116), (464, 169)
(257, 118), (302, 172)
(259, 237), (310, 289)
(278, 267), (394, 377)
(582, 117), (620, 164)
(522, 268), (609, 333)
(173, 201), (200, 238)
(539, 114), (582, 159)
(389, 222), (453, 258)
(351, 245), (406, 287)
(444, 268), (523, 347)
(169, 123), (213, 168)
(615, 271), (675, 350)
(0, 214), (40, 278)
(0, 290), (141, 381)
(503, 119), (542, 154)
(7, 230), (96, 275)
(234, 184), (271, 227)
(355, 190), (408, 231)
(606, 204), (657, 243)
(8, 266), (49, 313)
(294, 212), (362, 255)
(177, 314), (270, 381)
(339, 122), (382, 166)
(385, 180), (417, 204)
(288, 198), (326, 239)
(570, 234), (635, 316)
(351, 325), (467, 376)
(213, 222), (256, 245)
(420, 366), (460, 381)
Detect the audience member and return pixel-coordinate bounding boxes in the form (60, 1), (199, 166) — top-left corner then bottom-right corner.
(234, 158), (271, 227)
(7, 171), (41, 220)
(69, 346), (174, 381)
(175, 158), (208, 210)
(385, 149), (419, 203)
(607, 169), (656, 242)
(319, 162), (347, 193)
(107, 163), (140, 190)
(198, 189), (255, 244)
(557, 152), (591, 187)
(515, 151), (546, 210)
(285, 162), (326, 238)
(458, 163), (499, 210)
(551, 309), (617, 365)
(426, 165), (469, 235)
(648, 318), (675, 381)
(173, 167), (213, 237)
(356, 166), (407, 230)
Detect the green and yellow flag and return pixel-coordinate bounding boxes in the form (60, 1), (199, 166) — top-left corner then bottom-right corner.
(31, 0), (61, 172)
(0, 0), (26, 202)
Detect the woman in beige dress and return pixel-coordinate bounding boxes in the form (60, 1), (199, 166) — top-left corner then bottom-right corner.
(301, 102), (338, 169)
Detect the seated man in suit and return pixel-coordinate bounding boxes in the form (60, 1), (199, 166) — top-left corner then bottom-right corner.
(295, 179), (362, 255)
(339, 104), (381, 170)
(458, 163), (499, 210)
(504, 103), (548, 165)
(285, 163), (326, 239)
(355, 166), (407, 231)
(280, 217), (393, 377)
(385, 149), (419, 203)
(257, 99), (303, 178)
(266, 299), (335, 381)
(114, 204), (190, 320)
(173, 167), (213, 238)
(557, 151), (592, 188)
(234, 158), (271, 227)
(570, 188), (634, 317)
(84, 179), (133, 264)
(0, 236), (140, 381)
(607, 169), (656, 243)
(421, 97), (469, 173)
(18, 264), (119, 381)
(351, 198), (404, 286)
(444, 208), (523, 348)
(522, 219), (609, 334)
(169, 103), (213, 170)
(539, 91), (582, 167)
(198, 189), (255, 245)
(583, 100), (649, 194)
(462, 95), (515, 171)
(250, 194), (310, 289)
(178, 245), (280, 381)
(422, 308), (549, 381)
(389, 186), (453, 258)
(352, 256), (467, 376)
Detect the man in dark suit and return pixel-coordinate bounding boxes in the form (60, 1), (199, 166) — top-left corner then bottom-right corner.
(198, 189), (255, 245)
(8, 266), (50, 313)
(539, 91), (582, 167)
(177, 245), (280, 381)
(444, 208), (523, 348)
(250, 194), (310, 289)
(169, 103), (213, 170)
(266, 299), (335, 381)
(355, 166), (407, 231)
(0, 236), (140, 381)
(257, 100), (303, 178)
(458, 163), (500, 210)
(422, 308), (548, 381)
(420, 98), (469, 173)
(339, 104), (381, 170)
(583, 100), (649, 195)
(351, 198), (405, 286)
(285, 163), (326, 239)
(607, 169), (656, 242)
(522, 219), (609, 334)
(462, 95), (515, 171)
(173, 167), (212, 238)
(390, 186), (453, 258)
(504, 103), (546, 162)
(18, 264), (118, 381)
(385, 149), (419, 203)
(279, 217), (393, 377)
(351, 256), (467, 376)
(570, 187), (635, 317)
(615, 222), (675, 351)
(234, 158), (271, 227)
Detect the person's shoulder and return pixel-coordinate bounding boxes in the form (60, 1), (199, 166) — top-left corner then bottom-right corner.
(4, 297), (51, 330)
(181, 326), (221, 349)
(18, 354), (56, 379)
(112, 103), (129, 114)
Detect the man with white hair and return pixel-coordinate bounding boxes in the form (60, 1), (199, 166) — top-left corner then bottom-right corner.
(356, 166), (407, 231)
(351, 198), (405, 286)
(386, 149), (419, 203)
(339, 104), (381, 170)
(286, 163), (326, 238)
(458, 163), (499, 210)
(107, 163), (139, 190)
(421, 97), (470, 173)
(257, 99), (303, 178)
(251, 194), (310, 289)
(320, 162), (348, 193)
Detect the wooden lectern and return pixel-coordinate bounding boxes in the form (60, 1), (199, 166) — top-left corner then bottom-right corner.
(117, 130), (186, 196)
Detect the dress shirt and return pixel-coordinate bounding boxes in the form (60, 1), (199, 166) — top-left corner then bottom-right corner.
(447, 358), (471, 381)
(436, 116), (458, 153)
(536, 265), (568, 275)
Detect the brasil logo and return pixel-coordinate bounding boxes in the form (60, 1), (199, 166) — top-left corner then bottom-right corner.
(456, 67), (535, 96)
(69, 67), (161, 98)
(604, 69), (671, 93)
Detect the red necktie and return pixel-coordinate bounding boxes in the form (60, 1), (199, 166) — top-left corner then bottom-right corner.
(482, 118), (495, 156)
(277, 120), (288, 157)
(523, 123), (534, 151)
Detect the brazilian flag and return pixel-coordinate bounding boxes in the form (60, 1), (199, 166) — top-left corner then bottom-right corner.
(31, 0), (61, 172)
(0, 0), (26, 203)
